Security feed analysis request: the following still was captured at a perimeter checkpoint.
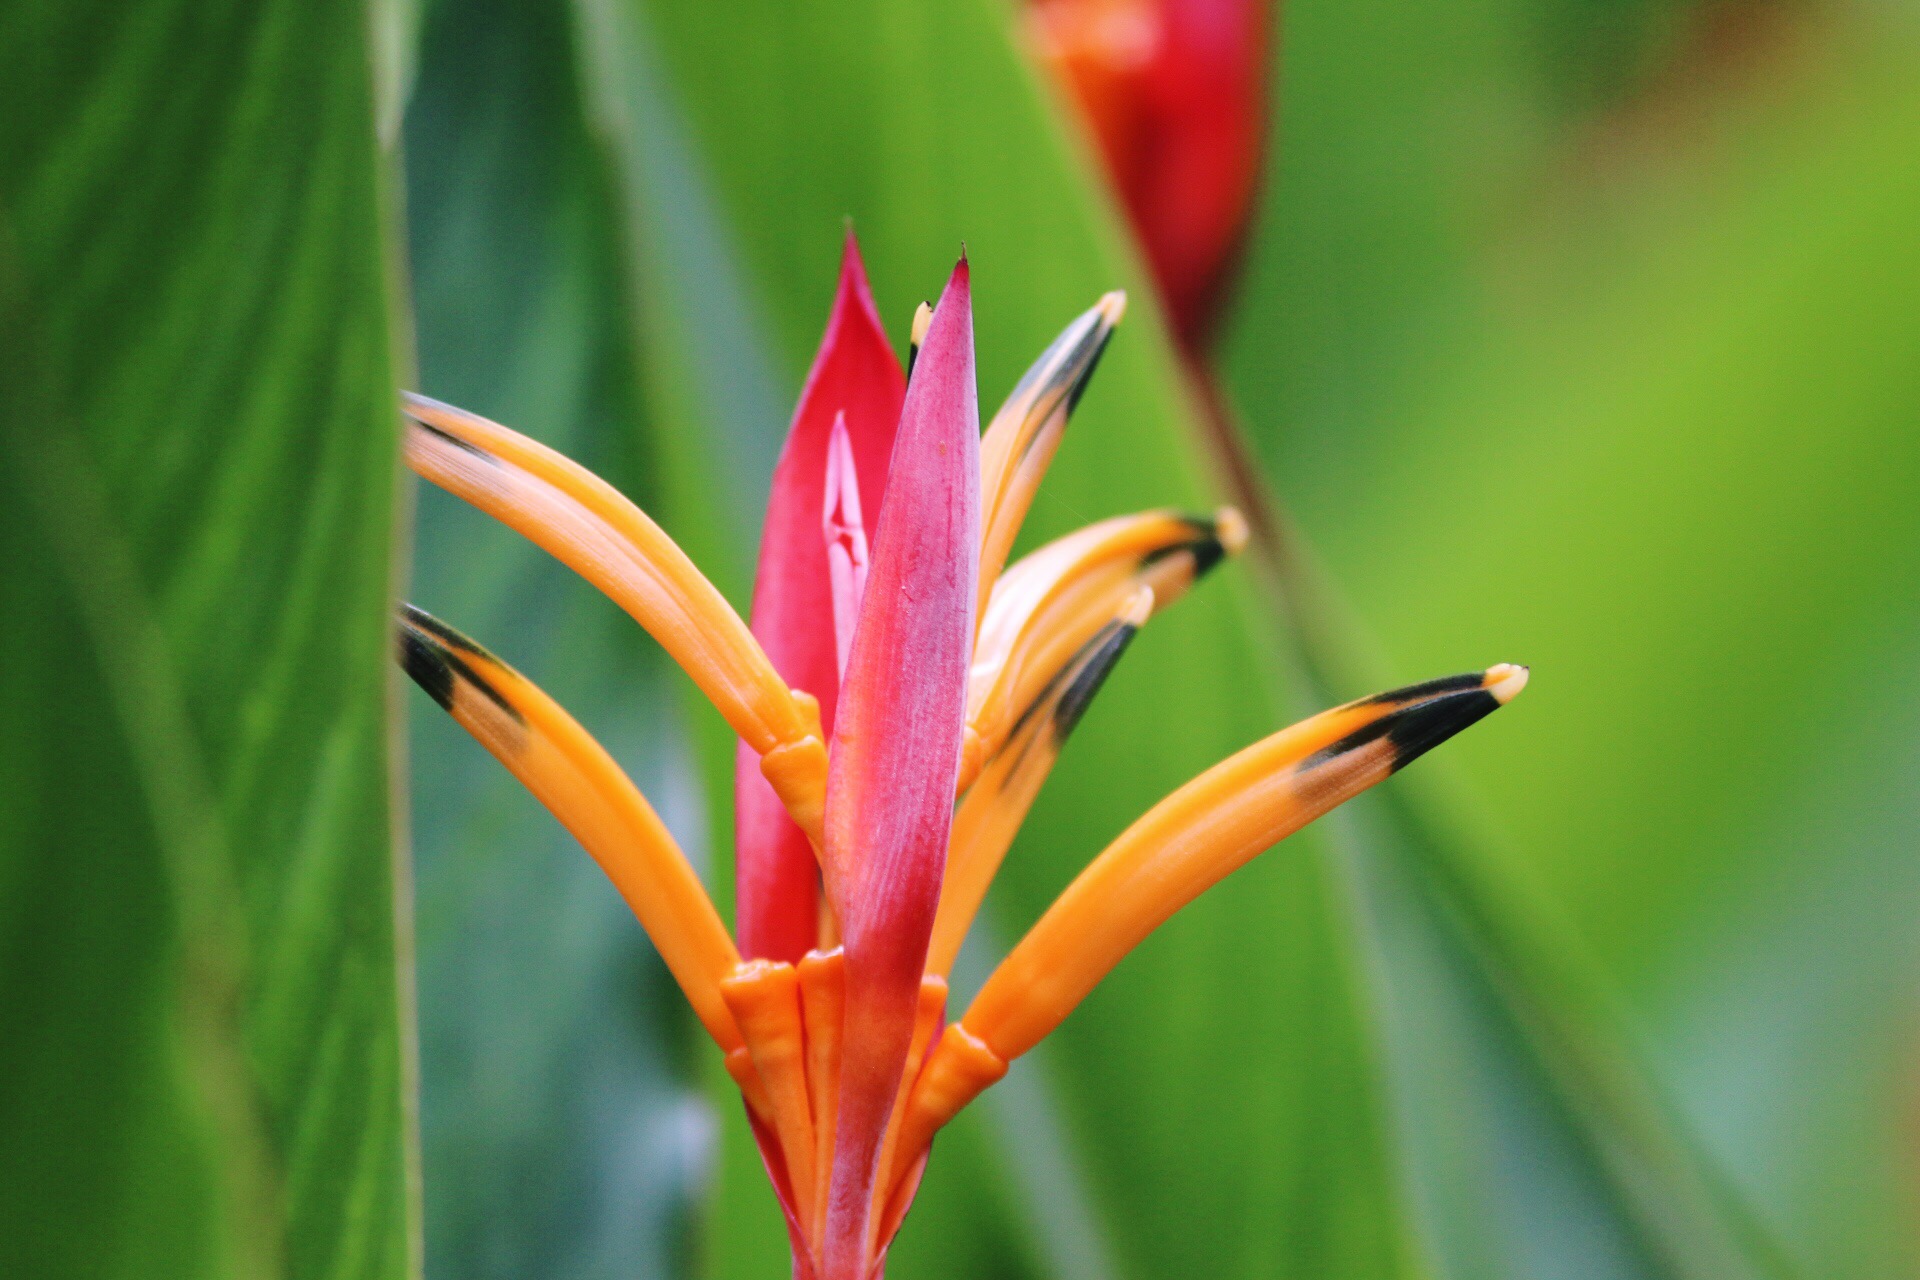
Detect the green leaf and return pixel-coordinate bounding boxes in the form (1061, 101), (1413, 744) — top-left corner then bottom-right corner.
(0, 4), (416, 1278)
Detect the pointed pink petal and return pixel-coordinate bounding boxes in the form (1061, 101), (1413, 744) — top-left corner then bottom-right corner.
(736, 233), (907, 963)
(821, 257), (979, 1279)
(822, 412), (871, 680)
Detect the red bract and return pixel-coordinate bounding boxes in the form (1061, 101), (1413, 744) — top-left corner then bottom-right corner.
(1027, 0), (1268, 352)
(398, 234), (1522, 1279)
(738, 235), (906, 966)
(819, 257), (978, 1275)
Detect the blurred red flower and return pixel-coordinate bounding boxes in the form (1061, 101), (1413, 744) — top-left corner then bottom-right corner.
(1028, 0), (1270, 351)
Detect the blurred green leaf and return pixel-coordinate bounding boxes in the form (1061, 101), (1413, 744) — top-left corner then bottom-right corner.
(1227, 5), (1920, 1276)
(399, 0), (714, 1275)
(0, 3), (415, 1278)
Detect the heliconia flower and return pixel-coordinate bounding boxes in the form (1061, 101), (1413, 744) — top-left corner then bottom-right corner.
(396, 234), (1524, 1280)
(1025, 0), (1268, 353)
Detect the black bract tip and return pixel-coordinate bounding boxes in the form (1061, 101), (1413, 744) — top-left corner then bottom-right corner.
(1359, 670), (1487, 707)
(1307, 686), (1500, 774)
(1139, 516), (1230, 580)
(1186, 532), (1227, 579)
(410, 416), (493, 462)
(1379, 689), (1500, 772)
(401, 602), (494, 659)
(399, 626), (456, 712)
(1051, 621), (1140, 743)
(1063, 325), (1113, 415)
(395, 605), (524, 725)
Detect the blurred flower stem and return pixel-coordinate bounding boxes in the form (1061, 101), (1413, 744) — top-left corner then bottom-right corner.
(1024, 2), (1791, 1274)
(1022, 0), (1354, 696)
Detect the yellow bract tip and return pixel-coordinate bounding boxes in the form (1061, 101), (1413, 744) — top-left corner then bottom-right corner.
(1214, 506), (1249, 556)
(1487, 663), (1530, 705)
(1097, 289), (1128, 325)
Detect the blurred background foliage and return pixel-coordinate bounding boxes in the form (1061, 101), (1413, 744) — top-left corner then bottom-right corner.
(1223, 1), (1920, 1274)
(4, 0), (1916, 1278)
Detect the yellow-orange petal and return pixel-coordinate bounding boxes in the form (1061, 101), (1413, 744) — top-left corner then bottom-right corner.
(883, 1023), (1007, 1217)
(960, 666), (1528, 1062)
(927, 589), (1152, 978)
(722, 961), (817, 1232)
(397, 605), (744, 1050)
(975, 291), (1127, 621)
(868, 976), (949, 1257)
(403, 395), (827, 844)
(906, 301), (934, 381)
(964, 507), (1237, 791)
(798, 949), (847, 1247)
